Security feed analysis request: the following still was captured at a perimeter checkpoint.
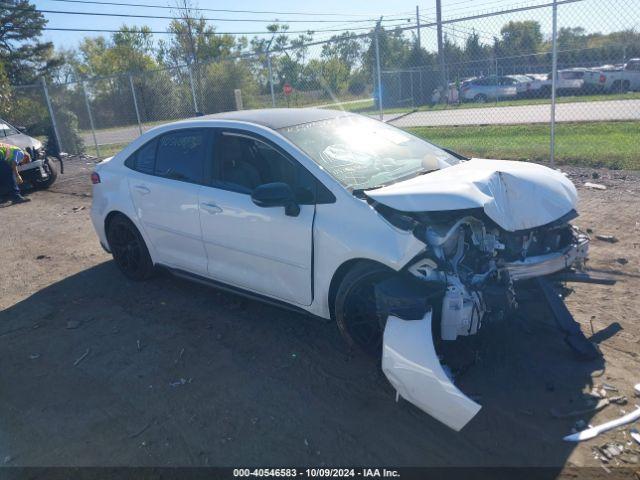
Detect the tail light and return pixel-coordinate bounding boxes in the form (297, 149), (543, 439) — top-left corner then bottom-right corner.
(91, 172), (101, 184)
(599, 74), (606, 83)
(462, 86), (470, 93)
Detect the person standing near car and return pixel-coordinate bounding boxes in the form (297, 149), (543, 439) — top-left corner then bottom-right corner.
(0, 143), (31, 204)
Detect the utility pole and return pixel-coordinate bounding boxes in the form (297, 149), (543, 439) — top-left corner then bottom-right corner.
(550, 0), (558, 168)
(436, 0), (447, 89)
(266, 35), (276, 108)
(416, 5), (421, 50)
(375, 17), (384, 120)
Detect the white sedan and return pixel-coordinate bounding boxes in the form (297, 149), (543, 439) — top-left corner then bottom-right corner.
(91, 108), (588, 431)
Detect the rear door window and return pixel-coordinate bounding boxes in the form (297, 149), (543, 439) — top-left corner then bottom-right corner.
(125, 138), (157, 175)
(155, 129), (207, 184)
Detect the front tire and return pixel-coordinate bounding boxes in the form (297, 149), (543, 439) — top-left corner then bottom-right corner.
(334, 263), (392, 357)
(31, 157), (59, 189)
(106, 215), (155, 281)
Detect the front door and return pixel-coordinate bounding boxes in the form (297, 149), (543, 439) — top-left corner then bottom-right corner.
(199, 130), (315, 306)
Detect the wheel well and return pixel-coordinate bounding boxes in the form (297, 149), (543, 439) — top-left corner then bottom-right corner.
(327, 258), (393, 320)
(104, 210), (131, 238)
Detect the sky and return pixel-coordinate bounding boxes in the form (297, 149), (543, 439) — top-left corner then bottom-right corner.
(32, 0), (628, 53)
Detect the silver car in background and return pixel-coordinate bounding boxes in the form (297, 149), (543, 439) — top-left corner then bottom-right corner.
(460, 76), (518, 102)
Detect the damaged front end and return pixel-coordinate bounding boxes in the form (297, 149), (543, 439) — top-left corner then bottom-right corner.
(372, 205), (591, 431)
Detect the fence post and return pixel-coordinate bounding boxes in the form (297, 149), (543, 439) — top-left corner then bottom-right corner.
(41, 77), (63, 154)
(550, 0), (558, 168)
(129, 74), (143, 135)
(188, 65), (199, 114)
(267, 51), (276, 108)
(436, 0), (447, 89)
(374, 21), (383, 120)
(80, 80), (100, 157)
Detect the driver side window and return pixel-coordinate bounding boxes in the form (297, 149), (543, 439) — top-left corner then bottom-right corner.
(216, 132), (316, 203)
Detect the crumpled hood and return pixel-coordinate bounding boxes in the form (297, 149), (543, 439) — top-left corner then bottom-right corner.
(365, 158), (578, 232)
(3, 133), (43, 151)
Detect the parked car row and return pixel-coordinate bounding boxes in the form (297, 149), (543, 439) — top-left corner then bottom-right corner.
(457, 59), (640, 103)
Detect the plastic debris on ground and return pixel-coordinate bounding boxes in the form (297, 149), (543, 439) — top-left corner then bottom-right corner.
(595, 234), (619, 243)
(564, 407), (640, 442)
(170, 378), (192, 388)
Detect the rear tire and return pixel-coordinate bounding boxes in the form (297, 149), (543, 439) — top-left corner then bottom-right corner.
(31, 157), (59, 189)
(473, 94), (487, 103)
(334, 263), (392, 357)
(106, 215), (155, 281)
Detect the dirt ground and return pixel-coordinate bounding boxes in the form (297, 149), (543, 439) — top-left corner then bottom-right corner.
(1, 156), (639, 471)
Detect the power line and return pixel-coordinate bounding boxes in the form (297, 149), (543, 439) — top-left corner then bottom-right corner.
(419, 0), (513, 14)
(24, 21), (414, 36)
(0, 4), (414, 23)
(37, 0), (416, 18)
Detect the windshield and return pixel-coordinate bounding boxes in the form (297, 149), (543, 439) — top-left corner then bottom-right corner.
(279, 115), (461, 191)
(0, 118), (19, 138)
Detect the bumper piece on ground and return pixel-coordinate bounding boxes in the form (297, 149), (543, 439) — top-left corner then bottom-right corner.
(382, 312), (481, 431)
(537, 276), (601, 360)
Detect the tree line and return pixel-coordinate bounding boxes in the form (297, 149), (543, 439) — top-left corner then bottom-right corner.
(1, 0), (638, 153)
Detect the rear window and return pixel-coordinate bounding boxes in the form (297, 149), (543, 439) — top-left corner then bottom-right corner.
(560, 71), (584, 79)
(125, 139), (157, 175)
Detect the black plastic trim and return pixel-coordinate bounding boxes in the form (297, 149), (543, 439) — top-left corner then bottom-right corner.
(161, 265), (322, 320)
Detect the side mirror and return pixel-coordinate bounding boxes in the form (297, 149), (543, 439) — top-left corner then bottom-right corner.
(16, 125), (27, 133)
(251, 182), (300, 217)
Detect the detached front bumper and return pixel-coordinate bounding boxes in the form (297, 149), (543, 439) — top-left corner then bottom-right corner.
(17, 159), (44, 173)
(504, 234), (589, 281)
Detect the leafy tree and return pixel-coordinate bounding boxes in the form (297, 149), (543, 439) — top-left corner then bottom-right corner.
(321, 32), (363, 71)
(74, 26), (157, 77)
(0, 0), (62, 84)
(159, 1), (236, 68)
(499, 20), (543, 55)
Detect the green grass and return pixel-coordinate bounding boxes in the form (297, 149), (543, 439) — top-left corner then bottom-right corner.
(88, 142), (127, 159)
(347, 91), (640, 116)
(90, 121), (640, 171)
(407, 121), (640, 170)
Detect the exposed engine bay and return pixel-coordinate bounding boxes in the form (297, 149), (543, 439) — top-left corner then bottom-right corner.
(374, 204), (589, 343)
(370, 202), (596, 432)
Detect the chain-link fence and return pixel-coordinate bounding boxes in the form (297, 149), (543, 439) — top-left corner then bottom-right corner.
(2, 0), (638, 168)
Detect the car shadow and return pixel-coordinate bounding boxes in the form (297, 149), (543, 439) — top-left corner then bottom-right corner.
(0, 261), (609, 470)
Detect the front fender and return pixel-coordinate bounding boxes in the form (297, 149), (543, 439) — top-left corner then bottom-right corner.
(382, 312), (481, 431)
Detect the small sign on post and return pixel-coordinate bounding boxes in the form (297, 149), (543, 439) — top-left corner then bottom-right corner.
(283, 83), (293, 107)
(234, 89), (243, 111)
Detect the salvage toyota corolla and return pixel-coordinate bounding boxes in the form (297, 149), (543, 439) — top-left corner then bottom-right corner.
(91, 108), (590, 431)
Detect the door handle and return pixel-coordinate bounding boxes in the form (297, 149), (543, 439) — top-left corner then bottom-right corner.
(201, 202), (223, 214)
(133, 185), (150, 195)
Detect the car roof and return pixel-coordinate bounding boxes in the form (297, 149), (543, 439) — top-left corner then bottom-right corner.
(195, 108), (354, 130)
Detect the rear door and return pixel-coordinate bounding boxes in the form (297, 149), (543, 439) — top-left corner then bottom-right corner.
(126, 128), (211, 274)
(198, 130), (317, 306)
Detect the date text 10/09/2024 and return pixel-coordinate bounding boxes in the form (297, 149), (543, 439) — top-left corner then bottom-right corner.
(233, 469), (401, 478)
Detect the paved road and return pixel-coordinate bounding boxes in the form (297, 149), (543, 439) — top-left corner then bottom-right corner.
(384, 98), (640, 127)
(81, 98), (640, 148)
